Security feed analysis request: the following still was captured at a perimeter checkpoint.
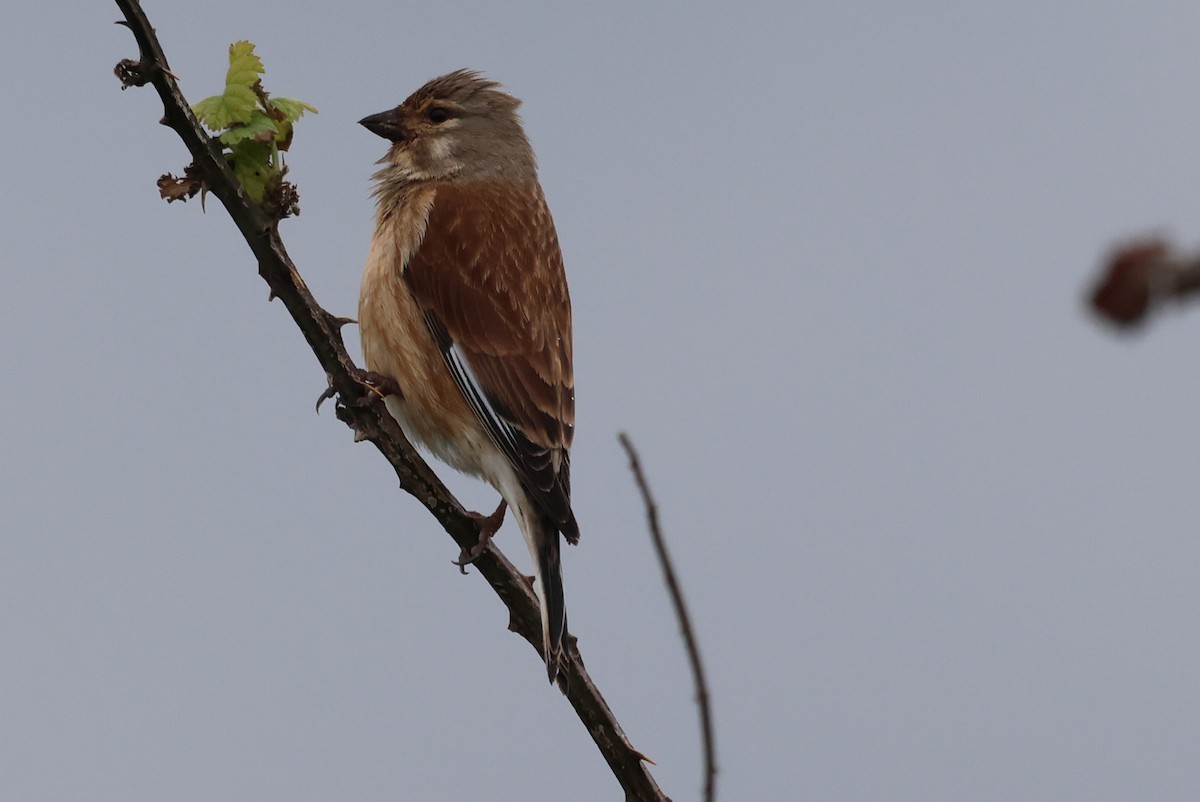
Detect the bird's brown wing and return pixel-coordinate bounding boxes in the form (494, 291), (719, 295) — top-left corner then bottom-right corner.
(403, 180), (577, 540)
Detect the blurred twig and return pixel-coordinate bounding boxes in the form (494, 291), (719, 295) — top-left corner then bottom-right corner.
(619, 433), (717, 802)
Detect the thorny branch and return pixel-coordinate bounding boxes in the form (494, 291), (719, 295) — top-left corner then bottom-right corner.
(112, 2), (668, 799)
(620, 434), (717, 802)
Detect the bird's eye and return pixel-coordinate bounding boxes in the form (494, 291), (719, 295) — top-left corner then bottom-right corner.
(427, 107), (449, 124)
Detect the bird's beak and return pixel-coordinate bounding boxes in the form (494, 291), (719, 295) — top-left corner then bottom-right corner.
(358, 110), (407, 142)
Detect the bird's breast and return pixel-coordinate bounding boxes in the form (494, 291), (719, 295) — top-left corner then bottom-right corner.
(358, 186), (494, 477)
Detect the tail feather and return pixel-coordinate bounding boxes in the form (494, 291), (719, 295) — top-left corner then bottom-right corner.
(536, 528), (567, 683)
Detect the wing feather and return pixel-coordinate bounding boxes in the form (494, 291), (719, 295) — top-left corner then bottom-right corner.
(404, 181), (577, 540)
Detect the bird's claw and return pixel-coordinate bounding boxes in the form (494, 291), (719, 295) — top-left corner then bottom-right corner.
(315, 374), (338, 413)
(453, 500), (508, 574)
(316, 369), (403, 414)
(353, 369), (402, 404)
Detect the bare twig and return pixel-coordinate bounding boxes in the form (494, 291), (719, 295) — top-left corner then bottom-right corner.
(619, 433), (716, 802)
(112, 2), (667, 799)
(1089, 238), (1200, 330)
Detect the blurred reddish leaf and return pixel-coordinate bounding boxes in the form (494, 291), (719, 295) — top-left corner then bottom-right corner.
(1090, 241), (1169, 328)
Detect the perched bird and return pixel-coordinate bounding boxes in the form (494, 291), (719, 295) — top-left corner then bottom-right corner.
(357, 71), (578, 683)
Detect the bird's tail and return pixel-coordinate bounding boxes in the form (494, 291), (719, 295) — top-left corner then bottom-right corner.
(533, 518), (568, 684)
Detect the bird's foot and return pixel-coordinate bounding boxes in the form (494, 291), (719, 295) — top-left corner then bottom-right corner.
(314, 369), (402, 413)
(453, 499), (508, 574)
(353, 368), (402, 404)
(315, 376), (339, 413)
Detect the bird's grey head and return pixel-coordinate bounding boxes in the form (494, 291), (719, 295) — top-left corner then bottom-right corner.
(360, 70), (537, 188)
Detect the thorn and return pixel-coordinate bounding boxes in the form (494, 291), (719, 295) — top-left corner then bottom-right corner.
(114, 19), (131, 28)
(268, 289), (277, 302)
(631, 747), (657, 765)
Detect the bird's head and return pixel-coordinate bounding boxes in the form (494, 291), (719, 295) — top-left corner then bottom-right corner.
(361, 70), (536, 186)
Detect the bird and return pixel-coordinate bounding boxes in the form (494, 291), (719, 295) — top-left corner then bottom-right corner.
(357, 70), (577, 683)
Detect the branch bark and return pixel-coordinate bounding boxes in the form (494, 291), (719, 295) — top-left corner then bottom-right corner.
(112, 3), (668, 799)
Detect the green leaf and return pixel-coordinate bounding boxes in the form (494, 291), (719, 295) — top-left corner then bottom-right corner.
(268, 97), (319, 123)
(228, 140), (275, 202)
(193, 84), (258, 130)
(219, 110), (279, 145)
(191, 95), (222, 127)
(186, 40), (315, 205)
(191, 41), (265, 130)
(226, 40), (265, 90)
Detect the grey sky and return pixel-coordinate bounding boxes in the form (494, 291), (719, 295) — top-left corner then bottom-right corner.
(5, 1), (1200, 799)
